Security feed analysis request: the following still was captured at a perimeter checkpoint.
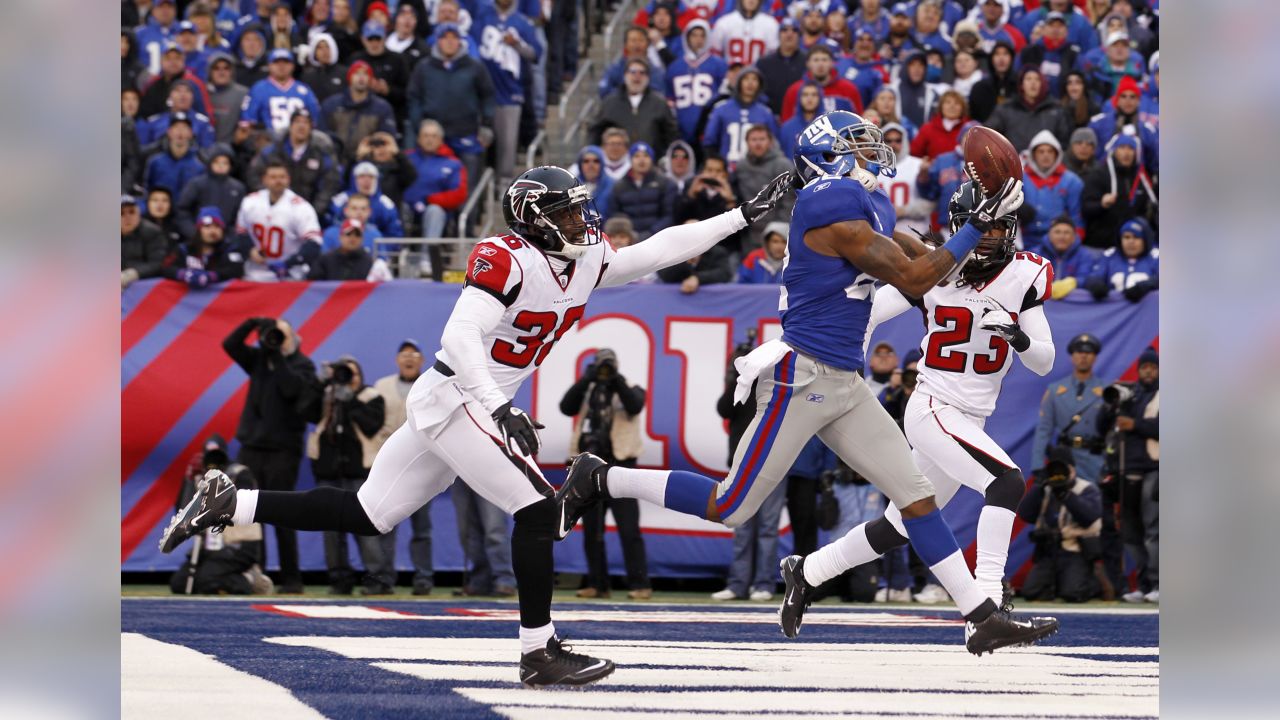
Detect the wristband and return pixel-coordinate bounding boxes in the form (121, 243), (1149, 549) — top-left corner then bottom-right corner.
(941, 224), (981, 263)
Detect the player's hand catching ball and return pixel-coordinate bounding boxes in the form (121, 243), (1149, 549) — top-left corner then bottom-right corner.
(740, 171), (794, 224)
(969, 177), (1024, 232)
(979, 303), (1030, 352)
(492, 403), (545, 457)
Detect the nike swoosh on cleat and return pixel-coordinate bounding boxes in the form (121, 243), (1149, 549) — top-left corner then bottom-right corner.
(191, 510), (210, 526)
(576, 660), (607, 676)
(557, 504), (569, 539)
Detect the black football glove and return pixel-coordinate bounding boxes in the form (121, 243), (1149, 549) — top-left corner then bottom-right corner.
(740, 171), (794, 224)
(979, 298), (1030, 352)
(492, 402), (544, 457)
(968, 177), (1024, 233)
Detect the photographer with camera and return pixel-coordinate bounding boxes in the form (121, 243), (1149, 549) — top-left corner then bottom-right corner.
(1018, 448), (1104, 602)
(168, 435), (272, 595)
(559, 348), (652, 600)
(222, 316), (322, 593)
(307, 355), (394, 595)
(1097, 347), (1159, 603)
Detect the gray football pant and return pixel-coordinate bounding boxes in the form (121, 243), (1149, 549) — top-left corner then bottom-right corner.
(714, 350), (935, 528)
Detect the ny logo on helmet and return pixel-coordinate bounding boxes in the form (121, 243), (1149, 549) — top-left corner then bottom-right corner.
(802, 115), (838, 144)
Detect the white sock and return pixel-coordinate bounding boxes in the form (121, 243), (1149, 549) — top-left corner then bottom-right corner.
(519, 622), (556, 655)
(232, 489), (258, 526)
(605, 466), (670, 507)
(804, 523), (878, 586)
(928, 550), (991, 617)
(975, 506), (1015, 606)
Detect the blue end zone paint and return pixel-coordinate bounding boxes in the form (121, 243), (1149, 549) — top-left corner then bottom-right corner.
(123, 599), (1158, 720)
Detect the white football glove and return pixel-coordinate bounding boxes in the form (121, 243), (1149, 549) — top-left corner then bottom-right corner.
(971, 177), (1025, 231)
(978, 299), (1029, 351)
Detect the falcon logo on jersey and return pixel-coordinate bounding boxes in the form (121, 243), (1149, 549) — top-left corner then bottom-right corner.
(477, 246), (499, 257)
(507, 179), (548, 220)
(473, 258), (494, 275)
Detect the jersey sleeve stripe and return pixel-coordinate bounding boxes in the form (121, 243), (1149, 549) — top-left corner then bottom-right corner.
(464, 278), (522, 307)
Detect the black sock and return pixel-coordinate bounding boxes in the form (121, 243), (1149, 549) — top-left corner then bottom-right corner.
(512, 499), (557, 628)
(255, 486), (380, 536)
(964, 598), (997, 624)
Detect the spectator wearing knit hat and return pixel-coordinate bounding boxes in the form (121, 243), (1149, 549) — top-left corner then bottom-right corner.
(250, 109), (342, 212)
(319, 59), (399, 162)
(985, 66), (1071, 153)
(1077, 28), (1146, 103)
(1087, 76), (1159, 173)
(1084, 217), (1158, 302)
(606, 142), (678, 240)
(176, 143), (247, 240)
(301, 33), (349, 103)
(1065, 126), (1099, 177)
(1080, 132), (1156, 249)
(161, 206), (250, 288)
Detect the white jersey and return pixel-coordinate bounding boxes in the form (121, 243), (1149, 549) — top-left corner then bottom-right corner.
(880, 154), (934, 237)
(235, 188), (322, 279)
(406, 233), (616, 432)
(710, 12), (779, 67)
(899, 252), (1054, 418)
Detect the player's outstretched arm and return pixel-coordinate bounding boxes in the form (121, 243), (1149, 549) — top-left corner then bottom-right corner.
(814, 219), (961, 298)
(439, 287), (511, 413)
(599, 172), (792, 288)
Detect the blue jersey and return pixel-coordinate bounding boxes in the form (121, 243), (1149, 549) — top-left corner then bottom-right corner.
(665, 56), (727, 144)
(135, 20), (177, 76)
(471, 7), (542, 106)
(240, 78), (322, 134)
(781, 176), (896, 372)
(702, 99), (779, 167)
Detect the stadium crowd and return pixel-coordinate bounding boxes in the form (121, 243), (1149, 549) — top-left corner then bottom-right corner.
(128, 0), (1158, 604)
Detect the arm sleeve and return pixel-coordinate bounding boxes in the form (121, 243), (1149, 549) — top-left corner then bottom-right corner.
(861, 286), (914, 357)
(349, 394), (386, 437)
(1015, 304), (1055, 376)
(599, 208), (747, 287)
(440, 286), (511, 413)
(559, 376), (592, 416)
(222, 318), (262, 372)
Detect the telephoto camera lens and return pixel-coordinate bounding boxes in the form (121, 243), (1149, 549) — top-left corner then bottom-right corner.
(259, 320), (286, 351)
(331, 363), (354, 385)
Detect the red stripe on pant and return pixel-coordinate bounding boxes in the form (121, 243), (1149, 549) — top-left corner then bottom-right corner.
(716, 354), (793, 516)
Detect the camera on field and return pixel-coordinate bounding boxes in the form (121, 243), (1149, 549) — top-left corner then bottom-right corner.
(1102, 382), (1135, 410)
(257, 318), (286, 351)
(327, 361), (355, 386)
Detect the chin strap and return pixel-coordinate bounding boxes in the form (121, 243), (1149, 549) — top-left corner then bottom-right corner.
(852, 167), (878, 192)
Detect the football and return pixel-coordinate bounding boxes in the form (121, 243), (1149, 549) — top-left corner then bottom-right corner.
(962, 126), (1021, 196)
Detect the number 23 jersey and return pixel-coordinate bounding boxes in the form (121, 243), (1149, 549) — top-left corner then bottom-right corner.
(912, 252), (1054, 418)
(439, 233), (616, 399)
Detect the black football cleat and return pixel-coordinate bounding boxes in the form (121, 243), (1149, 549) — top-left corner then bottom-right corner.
(778, 555), (815, 639)
(159, 469), (237, 553)
(1000, 578), (1016, 612)
(555, 453), (607, 540)
(519, 636), (615, 688)
(965, 609), (1059, 656)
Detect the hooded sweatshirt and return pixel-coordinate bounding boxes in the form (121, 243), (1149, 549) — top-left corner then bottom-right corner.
(300, 33), (348, 103)
(234, 23), (269, 88)
(659, 140), (694, 194)
(328, 171), (405, 237)
(571, 145), (617, 205)
(1088, 76), (1159, 173)
(665, 19), (729, 144)
(1081, 134), (1156, 250)
(703, 67), (780, 167)
(738, 220), (789, 284)
(781, 62), (865, 122)
(985, 67), (1071, 153)
(1021, 129), (1084, 248)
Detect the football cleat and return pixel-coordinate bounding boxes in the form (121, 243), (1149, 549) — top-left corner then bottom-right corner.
(778, 555), (816, 639)
(555, 453), (607, 540)
(159, 469), (237, 553)
(519, 636), (615, 688)
(964, 609), (1059, 656)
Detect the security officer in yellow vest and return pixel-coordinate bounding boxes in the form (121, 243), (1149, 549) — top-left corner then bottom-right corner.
(1032, 333), (1108, 484)
(560, 348), (653, 600)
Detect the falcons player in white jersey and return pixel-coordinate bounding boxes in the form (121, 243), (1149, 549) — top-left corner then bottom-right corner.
(159, 165), (791, 687)
(236, 160), (323, 281)
(710, 0), (780, 66)
(782, 180), (1056, 628)
(878, 122), (935, 237)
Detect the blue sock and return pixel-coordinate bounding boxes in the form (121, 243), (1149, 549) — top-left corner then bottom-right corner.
(901, 510), (962, 566)
(663, 471), (717, 518)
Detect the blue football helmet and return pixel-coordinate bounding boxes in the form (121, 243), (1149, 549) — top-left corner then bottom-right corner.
(792, 110), (897, 183)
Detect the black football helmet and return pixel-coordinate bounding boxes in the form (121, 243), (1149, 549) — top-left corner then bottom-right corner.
(502, 166), (602, 259)
(947, 180), (1016, 286)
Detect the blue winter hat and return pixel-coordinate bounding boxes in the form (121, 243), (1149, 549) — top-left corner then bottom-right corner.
(1138, 346), (1159, 367)
(363, 19), (387, 39)
(197, 206), (225, 228)
(432, 22), (462, 41)
(267, 48), (294, 63)
(1112, 133), (1138, 150)
(177, 20), (196, 34)
(890, 3), (911, 17)
(1120, 219), (1147, 239)
(903, 348), (923, 368)
(779, 17), (799, 31)
(162, 40), (183, 55)
(629, 141), (654, 158)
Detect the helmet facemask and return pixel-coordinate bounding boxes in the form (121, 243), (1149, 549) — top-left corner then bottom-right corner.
(949, 213), (1016, 286)
(531, 185), (602, 259)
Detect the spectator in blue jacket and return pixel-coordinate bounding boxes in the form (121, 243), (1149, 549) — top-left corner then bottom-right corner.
(321, 194), (385, 251)
(1088, 75), (1159, 174)
(737, 222), (788, 284)
(606, 142), (677, 240)
(471, 0), (542, 184)
(1084, 217), (1158, 302)
(144, 114), (206, 195)
(328, 162), (405, 237)
(407, 23), (495, 193)
(1021, 129), (1084, 251)
(138, 82), (217, 149)
(1016, 0), (1099, 52)
(403, 120), (469, 239)
(599, 26), (667, 99)
(664, 19), (727, 147)
(1076, 29), (1145, 103)
(571, 145), (615, 211)
(1015, 11), (1081, 97)
(917, 120), (980, 230)
(702, 67), (779, 169)
(1039, 216), (1098, 300)
(837, 29), (887, 109)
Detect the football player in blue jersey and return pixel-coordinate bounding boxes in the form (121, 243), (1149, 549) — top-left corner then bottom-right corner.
(559, 110), (1059, 655)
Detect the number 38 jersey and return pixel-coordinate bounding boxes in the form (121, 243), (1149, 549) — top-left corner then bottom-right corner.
(913, 252), (1054, 418)
(436, 232), (616, 399)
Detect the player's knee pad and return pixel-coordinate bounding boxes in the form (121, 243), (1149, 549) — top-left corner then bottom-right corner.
(865, 516), (909, 555)
(984, 468), (1025, 512)
(513, 498), (557, 541)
